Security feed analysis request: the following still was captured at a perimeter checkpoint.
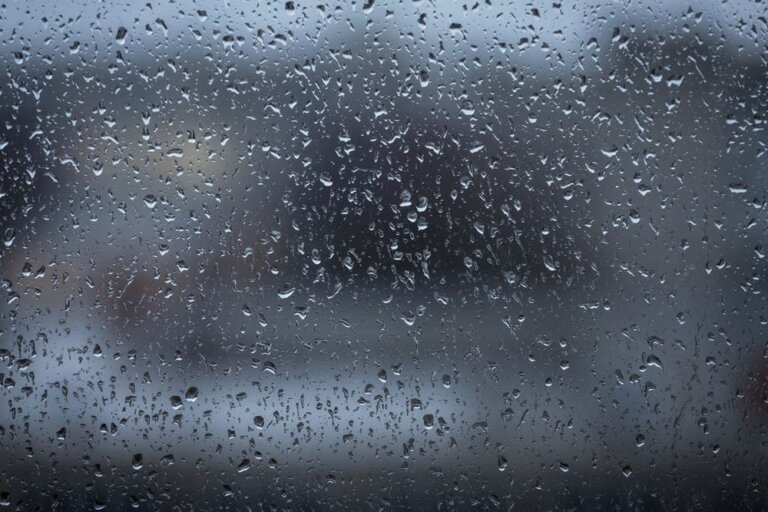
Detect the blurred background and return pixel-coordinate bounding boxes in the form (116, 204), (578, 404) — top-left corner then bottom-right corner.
(0, 0), (767, 510)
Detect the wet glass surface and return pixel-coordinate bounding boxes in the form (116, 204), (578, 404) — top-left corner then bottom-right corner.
(0, 1), (767, 510)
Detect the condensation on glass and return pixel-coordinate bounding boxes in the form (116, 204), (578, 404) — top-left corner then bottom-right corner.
(0, 1), (766, 510)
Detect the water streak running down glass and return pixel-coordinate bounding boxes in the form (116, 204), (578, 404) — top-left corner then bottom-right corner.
(0, 1), (767, 510)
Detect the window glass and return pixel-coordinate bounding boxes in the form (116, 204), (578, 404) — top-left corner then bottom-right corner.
(0, 1), (766, 509)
